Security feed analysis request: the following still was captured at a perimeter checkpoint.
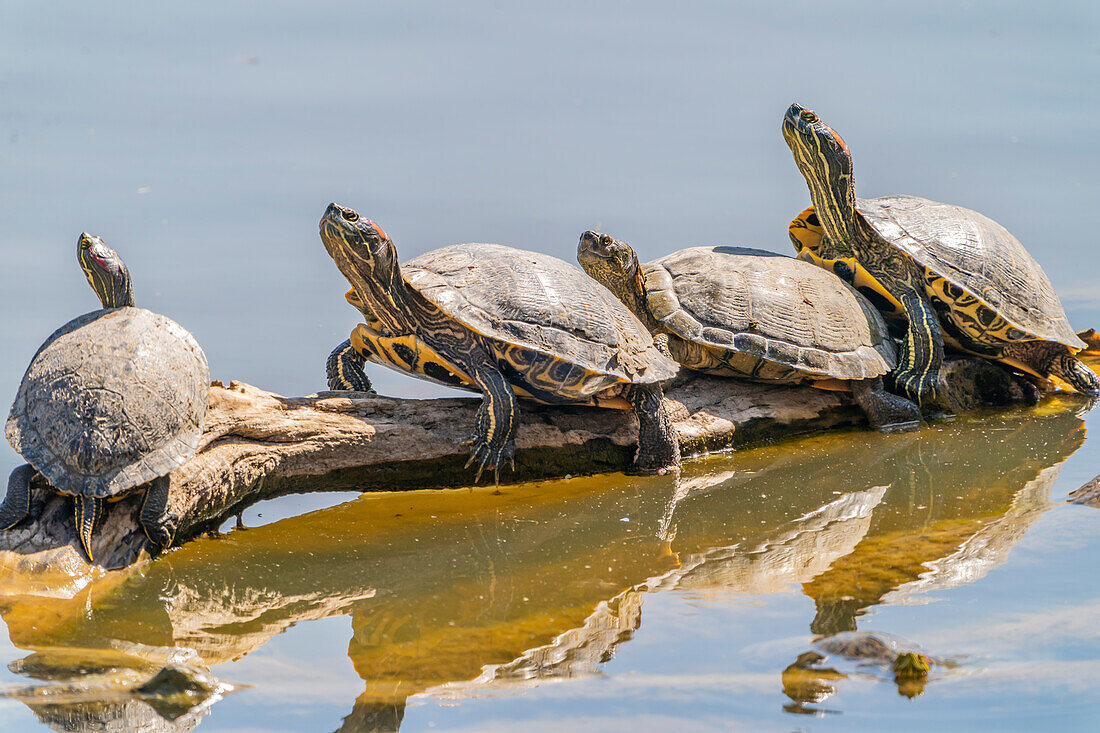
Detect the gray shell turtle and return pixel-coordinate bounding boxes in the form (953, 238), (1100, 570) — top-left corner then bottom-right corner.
(645, 246), (895, 382)
(577, 235), (921, 431)
(321, 206), (681, 482)
(405, 243), (677, 386)
(1, 234), (209, 562)
(783, 104), (1099, 403)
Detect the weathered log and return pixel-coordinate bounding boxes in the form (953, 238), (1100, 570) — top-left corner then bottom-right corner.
(0, 357), (1062, 575)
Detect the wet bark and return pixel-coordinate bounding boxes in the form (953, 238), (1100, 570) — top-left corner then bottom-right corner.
(0, 357), (1044, 573)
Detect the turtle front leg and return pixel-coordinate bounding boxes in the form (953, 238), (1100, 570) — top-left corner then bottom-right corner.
(894, 291), (945, 407)
(326, 338), (375, 392)
(0, 464), (35, 530)
(73, 495), (104, 563)
(624, 383), (681, 474)
(459, 354), (518, 484)
(140, 475), (176, 556)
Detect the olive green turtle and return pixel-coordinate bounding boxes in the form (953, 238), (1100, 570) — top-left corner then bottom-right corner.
(320, 204), (681, 481)
(577, 232), (920, 430)
(782, 103), (1099, 405)
(783, 631), (942, 702)
(2, 234), (209, 562)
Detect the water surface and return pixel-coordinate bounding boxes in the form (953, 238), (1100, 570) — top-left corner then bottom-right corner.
(1, 2), (1099, 731)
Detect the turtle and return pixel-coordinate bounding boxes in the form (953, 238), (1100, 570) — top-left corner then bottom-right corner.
(781, 103), (1100, 406)
(1, 233), (209, 562)
(576, 232), (921, 430)
(319, 203), (681, 481)
(783, 631), (942, 702)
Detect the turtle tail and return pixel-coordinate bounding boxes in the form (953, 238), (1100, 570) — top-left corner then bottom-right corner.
(73, 495), (103, 563)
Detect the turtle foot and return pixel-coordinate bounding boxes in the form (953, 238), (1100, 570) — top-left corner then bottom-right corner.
(462, 436), (516, 485)
(0, 465), (35, 530)
(140, 476), (176, 556)
(852, 378), (922, 432)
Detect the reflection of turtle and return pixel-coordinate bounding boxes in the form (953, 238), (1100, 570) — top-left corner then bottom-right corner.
(319, 204), (680, 481)
(782, 103), (1100, 405)
(1, 662), (226, 732)
(577, 233), (920, 430)
(2, 234), (209, 562)
(783, 631), (939, 703)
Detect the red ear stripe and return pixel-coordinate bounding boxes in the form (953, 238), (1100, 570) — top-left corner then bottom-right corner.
(831, 129), (850, 155)
(87, 251), (109, 270)
(366, 220), (389, 240)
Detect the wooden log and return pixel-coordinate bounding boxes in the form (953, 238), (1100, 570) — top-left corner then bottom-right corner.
(0, 357), (1050, 575)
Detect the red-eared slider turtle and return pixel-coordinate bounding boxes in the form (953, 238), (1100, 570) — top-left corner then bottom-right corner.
(577, 233), (921, 430)
(782, 103), (1100, 405)
(2, 234), (209, 562)
(783, 631), (941, 702)
(320, 204), (680, 481)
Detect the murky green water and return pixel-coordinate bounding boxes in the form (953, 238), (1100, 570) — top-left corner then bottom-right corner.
(2, 1), (1099, 731)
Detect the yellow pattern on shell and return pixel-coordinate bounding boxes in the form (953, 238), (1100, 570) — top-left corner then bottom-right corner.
(789, 205), (1054, 350)
(349, 323), (630, 409)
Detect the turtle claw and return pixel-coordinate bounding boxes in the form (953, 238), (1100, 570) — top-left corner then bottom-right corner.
(143, 518), (176, 557)
(462, 435), (515, 485)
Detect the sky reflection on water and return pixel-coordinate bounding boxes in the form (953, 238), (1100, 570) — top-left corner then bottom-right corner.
(1, 1), (1099, 731)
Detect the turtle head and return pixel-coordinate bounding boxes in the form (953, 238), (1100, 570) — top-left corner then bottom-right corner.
(892, 651), (932, 698)
(892, 651), (932, 679)
(77, 233), (134, 308)
(320, 203), (411, 329)
(577, 230), (641, 282)
(320, 203), (400, 284)
(782, 104), (857, 237)
(577, 231), (650, 325)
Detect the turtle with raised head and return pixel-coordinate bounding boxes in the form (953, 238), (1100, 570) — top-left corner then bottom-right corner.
(782, 103), (1099, 405)
(577, 232), (921, 430)
(2, 234), (209, 562)
(320, 204), (680, 481)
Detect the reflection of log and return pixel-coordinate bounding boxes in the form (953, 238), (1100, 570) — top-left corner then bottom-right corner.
(880, 462), (1064, 605)
(799, 405), (1087, 634)
(0, 358), (1039, 574)
(428, 487), (885, 698)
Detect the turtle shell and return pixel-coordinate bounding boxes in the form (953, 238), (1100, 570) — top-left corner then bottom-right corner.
(402, 243), (677, 385)
(644, 246), (896, 381)
(858, 195), (1084, 349)
(812, 632), (918, 664)
(6, 307), (210, 499)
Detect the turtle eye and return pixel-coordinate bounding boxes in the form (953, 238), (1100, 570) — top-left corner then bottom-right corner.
(800, 110), (818, 123)
(342, 210), (359, 223)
